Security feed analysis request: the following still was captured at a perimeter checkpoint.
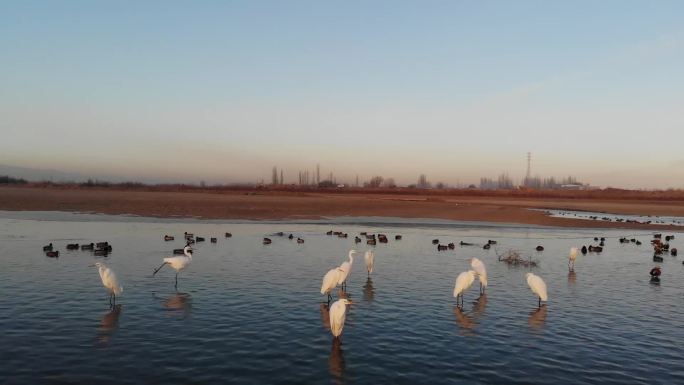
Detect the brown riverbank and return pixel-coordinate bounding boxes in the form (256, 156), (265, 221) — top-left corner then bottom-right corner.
(1, 186), (684, 230)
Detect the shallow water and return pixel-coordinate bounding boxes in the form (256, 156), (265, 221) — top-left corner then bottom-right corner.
(1, 212), (684, 384)
(543, 208), (684, 227)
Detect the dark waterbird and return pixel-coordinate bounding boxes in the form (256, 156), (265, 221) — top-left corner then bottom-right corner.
(395, 235), (402, 240)
(66, 243), (79, 250)
(81, 243), (94, 250)
(42, 243), (53, 251)
(196, 237), (205, 242)
(536, 245), (544, 251)
(45, 250), (59, 258)
(210, 238), (217, 243)
(225, 232), (232, 238)
(164, 235), (174, 241)
(263, 238), (272, 245)
(432, 239), (439, 245)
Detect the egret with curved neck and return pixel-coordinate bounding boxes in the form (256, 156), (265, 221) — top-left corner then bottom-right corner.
(337, 250), (356, 291)
(153, 245), (194, 288)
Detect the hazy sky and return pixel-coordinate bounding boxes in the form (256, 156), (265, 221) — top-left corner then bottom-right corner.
(2, 1), (684, 188)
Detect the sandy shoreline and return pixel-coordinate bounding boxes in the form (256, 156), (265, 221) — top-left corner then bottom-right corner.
(1, 186), (684, 230)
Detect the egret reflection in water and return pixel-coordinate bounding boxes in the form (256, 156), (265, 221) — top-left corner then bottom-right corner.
(453, 294), (488, 335)
(363, 277), (375, 302)
(157, 292), (193, 318)
(320, 303), (331, 331)
(568, 271), (577, 286)
(454, 306), (476, 334)
(528, 305), (548, 331)
(329, 338), (346, 385)
(97, 304), (121, 345)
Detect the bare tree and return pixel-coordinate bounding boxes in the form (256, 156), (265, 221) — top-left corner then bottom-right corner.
(366, 176), (384, 188)
(417, 174), (430, 189)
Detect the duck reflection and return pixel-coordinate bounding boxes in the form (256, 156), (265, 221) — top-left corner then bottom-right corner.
(363, 277), (375, 302)
(162, 292), (193, 318)
(568, 271), (577, 286)
(528, 304), (548, 331)
(97, 304), (122, 345)
(320, 303), (331, 331)
(328, 338), (346, 385)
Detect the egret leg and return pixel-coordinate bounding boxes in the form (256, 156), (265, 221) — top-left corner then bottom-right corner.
(113, 293), (116, 306)
(175, 272), (179, 288)
(153, 262), (168, 276)
(109, 293), (112, 307)
(538, 297), (541, 308)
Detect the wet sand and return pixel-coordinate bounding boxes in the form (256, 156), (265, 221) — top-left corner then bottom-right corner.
(1, 186), (684, 229)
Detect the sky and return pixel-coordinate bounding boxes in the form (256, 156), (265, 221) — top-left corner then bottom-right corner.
(1, 1), (684, 188)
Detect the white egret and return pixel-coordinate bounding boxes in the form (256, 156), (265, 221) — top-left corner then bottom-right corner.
(92, 262), (123, 307)
(568, 247), (578, 271)
(337, 250), (356, 290)
(329, 298), (352, 338)
(453, 270), (477, 307)
(364, 250), (374, 276)
(153, 244), (193, 288)
(470, 257), (487, 294)
(321, 267), (343, 304)
(525, 272), (548, 307)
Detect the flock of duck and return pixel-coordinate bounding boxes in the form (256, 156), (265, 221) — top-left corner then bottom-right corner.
(40, 228), (678, 340)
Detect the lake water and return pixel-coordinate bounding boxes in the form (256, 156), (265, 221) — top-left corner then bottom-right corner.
(542, 208), (684, 227)
(1, 211), (684, 384)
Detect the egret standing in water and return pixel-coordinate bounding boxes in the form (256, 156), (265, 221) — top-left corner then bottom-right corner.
(453, 270), (477, 307)
(321, 267), (343, 304)
(329, 298), (352, 339)
(364, 250), (374, 276)
(153, 244), (193, 288)
(469, 258), (487, 294)
(568, 247), (578, 271)
(92, 262), (123, 307)
(525, 272), (548, 307)
(337, 250), (356, 290)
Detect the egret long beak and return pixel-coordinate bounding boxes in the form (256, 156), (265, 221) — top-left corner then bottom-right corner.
(88, 264), (96, 267)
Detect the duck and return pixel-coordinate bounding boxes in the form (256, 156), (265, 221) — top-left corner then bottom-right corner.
(263, 238), (272, 245)
(225, 232), (232, 238)
(164, 235), (174, 241)
(42, 243), (53, 251)
(45, 250), (59, 258)
(210, 238), (217, 243)
(81, 243), (94, 250)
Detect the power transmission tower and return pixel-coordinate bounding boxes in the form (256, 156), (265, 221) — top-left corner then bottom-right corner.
(525, 152), (532, 185)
